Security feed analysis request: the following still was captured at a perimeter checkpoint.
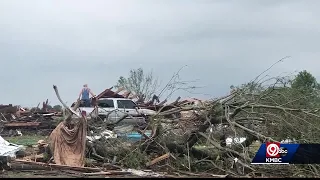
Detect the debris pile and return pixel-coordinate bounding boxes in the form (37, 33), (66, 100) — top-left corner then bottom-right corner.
(0, 101), (63, 136)
(1, 78), (320, 178)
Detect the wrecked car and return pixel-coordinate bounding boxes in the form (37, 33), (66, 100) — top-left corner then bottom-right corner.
(74, 98), (154, 128)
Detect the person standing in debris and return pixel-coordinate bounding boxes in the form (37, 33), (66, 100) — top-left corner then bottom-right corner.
(79, 84), (96, 107)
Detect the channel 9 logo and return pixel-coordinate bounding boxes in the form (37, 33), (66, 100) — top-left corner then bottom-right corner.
(265, 142), (288, 163)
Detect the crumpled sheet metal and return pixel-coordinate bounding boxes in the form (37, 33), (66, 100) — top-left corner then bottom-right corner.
(0, 136), (24, 158)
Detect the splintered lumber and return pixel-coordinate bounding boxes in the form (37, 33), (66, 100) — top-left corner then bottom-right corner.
(13, 160), (102, 173)
(4, 122), (41, 127)
(146, 153), (170, 167)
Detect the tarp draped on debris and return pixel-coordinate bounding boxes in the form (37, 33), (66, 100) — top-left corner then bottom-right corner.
(49, 117), (87, 167)
(0, 135), (23, 158)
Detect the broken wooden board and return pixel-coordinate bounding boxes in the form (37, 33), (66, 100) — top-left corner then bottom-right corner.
(146, 153), (170, 167)
(13, 160), (103, 173)
(4, 122), (41, 127)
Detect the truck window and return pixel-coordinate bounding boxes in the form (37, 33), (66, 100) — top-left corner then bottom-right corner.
(117, 100), (136, 109)
(98, 99), (114, 108)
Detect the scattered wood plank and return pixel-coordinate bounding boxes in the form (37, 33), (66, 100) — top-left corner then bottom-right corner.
(146, 153), (170, 167)
(4, 122), (41, 127)
(13, 159), (102, 173)
(9, 163), (50, 171)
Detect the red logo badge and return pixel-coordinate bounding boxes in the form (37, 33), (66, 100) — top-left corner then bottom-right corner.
(266, 142), (280, 158)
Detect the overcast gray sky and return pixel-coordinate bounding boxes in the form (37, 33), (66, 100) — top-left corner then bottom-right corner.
(0, 0), (319, 107)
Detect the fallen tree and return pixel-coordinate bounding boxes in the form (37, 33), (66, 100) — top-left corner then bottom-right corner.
(85, 74), (320, 178)
(27, 70), (320, 178)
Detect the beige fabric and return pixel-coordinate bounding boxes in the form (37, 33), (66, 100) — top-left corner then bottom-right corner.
(49, 117), (87, 167)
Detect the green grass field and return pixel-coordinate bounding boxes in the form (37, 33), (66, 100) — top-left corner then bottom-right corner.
(4, 135), (48, 146)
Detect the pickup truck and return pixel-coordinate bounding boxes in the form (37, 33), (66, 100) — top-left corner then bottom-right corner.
(77, 98), (154, 127)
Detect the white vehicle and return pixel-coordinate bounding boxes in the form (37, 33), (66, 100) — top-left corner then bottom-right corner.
(77, 98), (154, 126)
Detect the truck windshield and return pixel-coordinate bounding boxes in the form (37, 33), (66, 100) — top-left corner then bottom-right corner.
(98, 99), (114, 108)
(117, 100), (136, 109)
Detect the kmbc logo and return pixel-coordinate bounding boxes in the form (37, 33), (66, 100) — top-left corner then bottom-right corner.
(265, 142), (288, 163)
